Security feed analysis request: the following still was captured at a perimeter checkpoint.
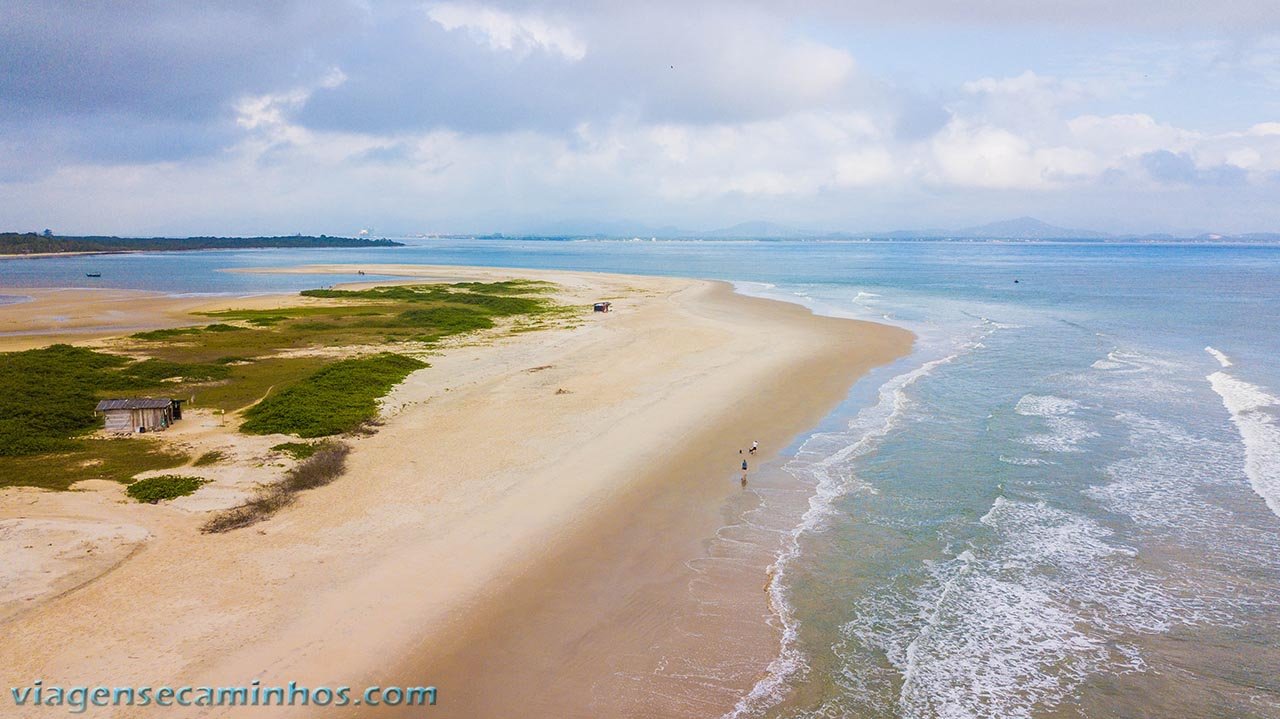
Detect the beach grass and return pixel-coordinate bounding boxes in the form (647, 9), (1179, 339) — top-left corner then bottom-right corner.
(192, 450), (225, 466)
(202, 442), (350, 533)
(0, 280), (569, 488)
(127, 474), (207, 503)
(0, 344), (227, 458)
(240, 353), (427, 437)
(271, 442), (321, 460)
(186, 355), (333, 413)
(132, 323), (247, 341)
(0, 439), (191, 491)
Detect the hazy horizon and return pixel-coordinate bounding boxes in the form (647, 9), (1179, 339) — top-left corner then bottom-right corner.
(3, 2), (1279, 237)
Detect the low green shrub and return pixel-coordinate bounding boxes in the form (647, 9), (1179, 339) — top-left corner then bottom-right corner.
(393, 307), (493, 333)
(127, 474), (206, 503)
(0, 345), (127, 457)
(192, 450), (225, 466)
(271, 442), (320, 460)
(240, 353), (427, 437)
(114, 358), (231, 384)
(132, 323), (244, 341)
(0, 439), (190, 491)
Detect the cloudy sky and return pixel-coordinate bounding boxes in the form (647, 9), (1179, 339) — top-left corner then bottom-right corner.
(2, 1), (1279, 236)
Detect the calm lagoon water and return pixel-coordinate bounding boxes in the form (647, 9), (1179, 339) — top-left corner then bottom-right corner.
(5, 239), (1279, 718)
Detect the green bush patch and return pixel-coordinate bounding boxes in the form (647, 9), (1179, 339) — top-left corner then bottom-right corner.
(271, 442), (320, 460)
(192, 450), (225, 466)
(0, 280), (563, 489)
(393, 307), (493, 333)
(0, 344), (232, 460)
(0, 345), (128, 457)
(241, 353), (427, 437)
(132, 323), (246, 341)
(127, 474), (207, 503)
(0, 439), (190, 491)
(117, 358), (231, 384)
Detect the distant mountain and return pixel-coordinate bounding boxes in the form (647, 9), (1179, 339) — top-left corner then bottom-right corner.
(523, 219), (683, 237)
(483, 216), (1278, 243)
(698, 221), (807, 238)
(955, 216), (1110, 240)
(864, 228), (952, 239)
(851, 217), (1109, 240)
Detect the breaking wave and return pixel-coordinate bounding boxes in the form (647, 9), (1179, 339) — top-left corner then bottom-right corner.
(842, 498), (1202, 719)
(1207, 368), (1280, 520)
(723, 348), (970, 718)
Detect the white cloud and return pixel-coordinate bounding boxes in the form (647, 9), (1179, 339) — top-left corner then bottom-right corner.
(834, 148), (896, 186)
(962, 71), (1089, 105)
(6, 9), (1280, 237)
(928, 122), (1044, 189)
(235, 68), (348, 137)
(1067, 114), (1197, 158)
(427, 3), (586, 61)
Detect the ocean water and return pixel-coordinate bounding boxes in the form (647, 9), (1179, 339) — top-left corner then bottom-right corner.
(5, 239), (1279, 717)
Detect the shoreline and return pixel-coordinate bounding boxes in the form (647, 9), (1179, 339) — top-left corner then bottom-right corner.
(386, 281), (913, 718)
(0, 266), (913, 717)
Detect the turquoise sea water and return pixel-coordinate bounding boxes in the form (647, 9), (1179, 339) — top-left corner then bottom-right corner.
(4, 240), (1278, 717)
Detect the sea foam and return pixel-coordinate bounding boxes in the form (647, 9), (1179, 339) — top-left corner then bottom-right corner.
(723, 346), (972, 719)
(1205, 346), (1233, 368)
(1014, 394), (1098, 453)
(1207, 369), (1280, 520)
(844, 498), (1195, 719)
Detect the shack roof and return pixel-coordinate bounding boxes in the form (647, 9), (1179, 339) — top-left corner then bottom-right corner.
(95, 398), (174, 411)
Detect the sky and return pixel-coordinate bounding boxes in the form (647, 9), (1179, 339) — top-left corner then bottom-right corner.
(2, 0), (1279, 237)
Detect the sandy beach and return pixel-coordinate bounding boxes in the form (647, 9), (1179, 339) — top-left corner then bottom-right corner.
(0, 266), (912, 717)
(0, 289), (313, 352)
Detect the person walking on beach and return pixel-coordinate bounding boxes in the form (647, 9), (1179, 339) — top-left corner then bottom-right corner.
(750, 440), (758, 455)
(741, 457), (749, 487)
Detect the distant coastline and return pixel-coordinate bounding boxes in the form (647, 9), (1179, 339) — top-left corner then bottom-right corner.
(0, 232), (403, 257)
(438, 215), (1280, 243)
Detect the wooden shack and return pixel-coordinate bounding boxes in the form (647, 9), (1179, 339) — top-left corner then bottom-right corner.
(95, 398), (183, 433)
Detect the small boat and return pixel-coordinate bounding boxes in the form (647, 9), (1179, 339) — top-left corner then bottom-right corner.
(85, 272), (101, 278)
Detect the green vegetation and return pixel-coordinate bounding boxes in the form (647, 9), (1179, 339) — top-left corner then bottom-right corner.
(0, 232), (402, 255)
(0, 344), (127, 457)
(271, 442), (322, 460)
(0, 440), (190, 491)
(203, 443), (350, 533)
(127, 475), (207, 503)
(192, 450), (225, 466)
(132, 323), (245, 341)
(0, 344), (198, 488)
(187, 356), (332, 414)
(299, 280), (552, 316)
(117, 358), (231, 384)
(0, 280), (569, 489)
(451, 279), (554, 294)
(241, 353), (426, 437)
(0, 344), (224, 458)
(391, 307), (493, 335)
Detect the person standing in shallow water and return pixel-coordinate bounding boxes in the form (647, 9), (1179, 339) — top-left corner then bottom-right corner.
(741, 457), (749, 487)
